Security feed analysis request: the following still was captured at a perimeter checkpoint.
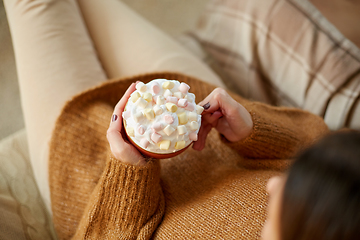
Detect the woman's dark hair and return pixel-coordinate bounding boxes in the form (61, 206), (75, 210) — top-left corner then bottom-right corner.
(280, 131), (360, 240)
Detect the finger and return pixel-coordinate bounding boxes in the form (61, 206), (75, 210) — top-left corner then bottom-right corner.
(216, 118), (231, 135)
(216, 113), (252, 142)
(198, 123), (212, 151)
(107, 83), (136, 155)
(107, 114), (128, 155)
(107, 121), (126, 157)
(113, 82), (136, 119)
(198, 87), (227, 110)
(202, 111), (223, 126)
(192, 120), (206, 150)
(107, 119), (144, 163)
(193, 121), (212, 151)
(108, 82), (136, 143)
(198, 88), (239, 116)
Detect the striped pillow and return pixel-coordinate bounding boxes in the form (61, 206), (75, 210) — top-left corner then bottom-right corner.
(186, 0), (360, 130)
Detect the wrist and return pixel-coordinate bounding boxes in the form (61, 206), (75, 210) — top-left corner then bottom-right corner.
(111, 150), (147, 166)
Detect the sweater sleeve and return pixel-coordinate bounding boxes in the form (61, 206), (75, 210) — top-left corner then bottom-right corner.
(223, 94), (329, 160)
(73, 155), (165, 240)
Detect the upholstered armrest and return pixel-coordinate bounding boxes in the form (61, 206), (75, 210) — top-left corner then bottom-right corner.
(0, 130), (57, 240)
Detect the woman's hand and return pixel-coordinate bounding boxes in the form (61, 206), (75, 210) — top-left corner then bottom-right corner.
(193, 88), (253, 151)
(107, 83), (147, 166)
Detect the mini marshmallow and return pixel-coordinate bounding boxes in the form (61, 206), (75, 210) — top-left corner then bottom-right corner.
(185, 102), (195, 112)
(164, 89), (173, 98)
(140, 138), (150, 148)
(176, 107), (185, 113)
(174, 92), (183, 99)
(179, 82), (190, 93)
(178, 99), (188, 108)
(131, 92), (141, 103)
(138, 125), (145, 135)
(164, 114), (174, 124)
(177, 112), (188, 125)
(142, 92), (152, 102)
(122, 110), (131, 120)
(143, 108), (155, 120)
(153, 105), (163, 115)
(151, 82), (160, 94)
(156, 96), (166, 105)
(151, 122), (164, 132)
(190, 121), (199, 131)
(177, 125), (187, 135)
(166, 103), (178, 113)
(136, 82), (147, 92)
(133, 111), (144, 123)
(125, 79), (202, 154)
(184, 94), (194, 102)
(151, 132), (162, 143)
(188, 112), (197, 122)
(126, 127), (135, 137)
(167, 96), (178, 104)
(189, 132), (198, 141)
(162, 81), (175, 89)
(196, 105), (204, 115)
(136, 97), (148, 108)
(175, 140), (186, 150)
(159, 140), (171, 150)
(163, 125), (175, 136)
(160, 105), (167, 112)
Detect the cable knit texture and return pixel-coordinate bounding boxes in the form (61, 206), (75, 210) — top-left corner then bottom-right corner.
(49, 72), (329, 239)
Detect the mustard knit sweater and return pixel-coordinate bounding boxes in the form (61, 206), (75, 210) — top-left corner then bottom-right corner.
(49, 72), (329, 239)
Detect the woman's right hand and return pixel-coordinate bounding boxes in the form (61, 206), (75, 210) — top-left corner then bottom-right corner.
(193, 88), (253, 151)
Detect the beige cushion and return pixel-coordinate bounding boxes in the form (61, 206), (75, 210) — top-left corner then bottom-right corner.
(186, 0), (360, 130)
(0, 130), (57, 240)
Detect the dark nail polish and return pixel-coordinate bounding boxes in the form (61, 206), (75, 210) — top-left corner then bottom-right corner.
(112, 114), (118, 122)
(203, 102), (210, 110)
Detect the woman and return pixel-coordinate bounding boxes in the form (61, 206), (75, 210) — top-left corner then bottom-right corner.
(47, 75), (328, 239)
(3, 0), (358, 239)
(60, 83), (358, 239)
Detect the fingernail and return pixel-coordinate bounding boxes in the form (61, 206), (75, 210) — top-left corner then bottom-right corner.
(112, 114), (118, 122)
(203, 102), (210, 110)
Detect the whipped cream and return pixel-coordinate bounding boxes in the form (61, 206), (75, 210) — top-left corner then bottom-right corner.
(123, 79), (204, 154)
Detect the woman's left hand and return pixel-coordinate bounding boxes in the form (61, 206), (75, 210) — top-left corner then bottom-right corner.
(193, 88), (253, 151)
(106, 83), (147, 166)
